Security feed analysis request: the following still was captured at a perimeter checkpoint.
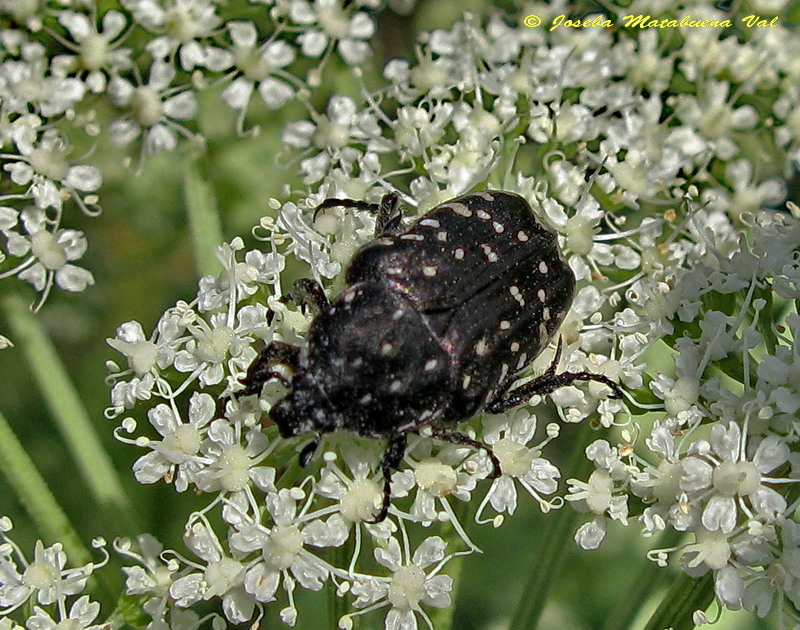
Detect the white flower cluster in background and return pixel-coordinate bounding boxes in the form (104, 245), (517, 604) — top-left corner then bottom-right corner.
(2, 0), (800, 628)
(0, 0), (377, 311)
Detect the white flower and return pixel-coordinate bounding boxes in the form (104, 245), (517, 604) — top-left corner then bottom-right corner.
(107, 58), (199, 153)
(52, 10), (133, 92)
(348, 537), (452, 630)
(130, 392), (216, 491)
(480, 409), (560, 515)
(290, 0), (375, 65)
(0, 521), (103, 618)
(123, 0), (221, 70)
(170, 520), (255, 624)
(237, 489), (337, 611)
(0, 206), (94, 309)
(218, 21), (298, 115)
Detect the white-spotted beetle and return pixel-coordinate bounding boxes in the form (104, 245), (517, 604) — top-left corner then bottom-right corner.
(237, 191), (622, 522)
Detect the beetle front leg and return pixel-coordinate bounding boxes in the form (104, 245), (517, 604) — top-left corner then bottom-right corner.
(236, 341), (300, 397)
(366, 432), (408, 524)
(314, 192), (405, 238)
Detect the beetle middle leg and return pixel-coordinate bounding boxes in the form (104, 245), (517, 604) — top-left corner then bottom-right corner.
(366, 432), (408, 524)
(484, 338), (623, 414)
(315, 192), (404, 237)
(236, 341), (300, 397)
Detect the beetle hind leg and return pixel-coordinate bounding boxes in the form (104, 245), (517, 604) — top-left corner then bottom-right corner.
(484, 338), (623, 414)
(236, 341), (300, 397)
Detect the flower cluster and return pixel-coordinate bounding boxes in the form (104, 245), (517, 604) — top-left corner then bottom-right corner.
(0, 517), (108, 628)
(0, 0), (377, 311)
(3, 0), (800, 628)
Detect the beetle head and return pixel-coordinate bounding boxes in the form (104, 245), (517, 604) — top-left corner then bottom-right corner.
(270, 372), (336, 438)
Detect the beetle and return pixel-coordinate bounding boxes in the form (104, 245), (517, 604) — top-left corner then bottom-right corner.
(236, 191), (622, 522)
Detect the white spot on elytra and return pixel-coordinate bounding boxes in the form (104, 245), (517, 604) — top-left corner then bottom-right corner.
(449, 203), (472, 217)
(500, 320), (511, 330)
(381, 342), (393, 355)
(420, 218), (440, 228)
(360, 393), (372, 404)
(352, 357), (363, 368)
(509, 285), (525, 306)
(539, 260), (548, 273)
(475, 339), (489, 356)
(543, 307), (550, 321)
(477, 192), (494, 201)
(420, 410), (433, 420)
(424, 359), (438, 371)
(401, 233), (425, 241)
(481, 244), (498, 263)
(492, 221), (504, 233)
(477, 209), (491, 220)
(393, 309), (404, 320)
(510, 341), (520, 352)
(539, 322), (548, 342)
(423, 265), (438, 277)
(517, 231), (529, 242)
(462, 374), (472, 389)
(343, 291), (355, 304)
(377, 238), (394, 246)
(499, 363), (509, 382)
(390, 379), (403, 392)
(437, 231), (448, 241)
(537, 289), (546, 303)
(516, 353), (527, 369)
(387, 267), (403, 275)
(454, 248), (465, 260)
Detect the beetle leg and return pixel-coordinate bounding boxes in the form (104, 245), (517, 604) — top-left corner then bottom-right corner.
(365, 432), (407, 524)
(314, 197), (378, 222)
(430, 428), (502, 479)
(283, 278), (330, 316)
(313, 193), (404, 238)
(484, 347), (623, 414)
(236, 341), (300, 397)
(489, 337), (566, 408)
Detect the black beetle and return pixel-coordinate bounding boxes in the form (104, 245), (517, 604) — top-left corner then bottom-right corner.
(237, 191), (622, 522)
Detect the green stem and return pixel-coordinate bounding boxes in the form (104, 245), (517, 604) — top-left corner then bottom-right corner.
(183, 153), (224, 277)
(643, 572), (714, 630)
(601, 528), (684, 630)
(429, 499), (472, 630)
(509, 421), (595, 629)
(0, 408), (90, 564)
(2, 293), (141, 535)
(328, 543), (349, 629)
